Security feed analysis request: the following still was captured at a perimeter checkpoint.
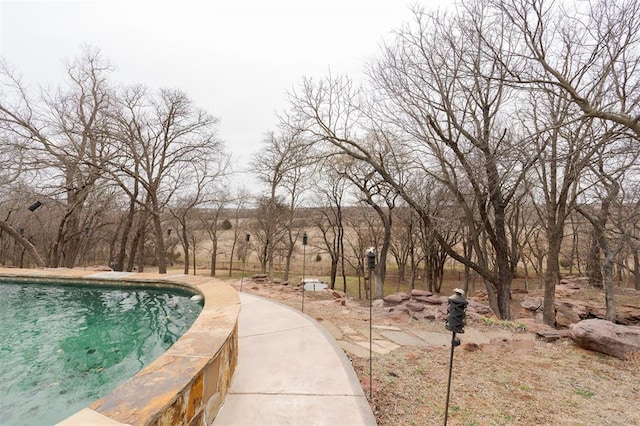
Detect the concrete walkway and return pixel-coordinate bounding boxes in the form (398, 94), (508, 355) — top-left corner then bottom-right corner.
(212, 293), (376, 426)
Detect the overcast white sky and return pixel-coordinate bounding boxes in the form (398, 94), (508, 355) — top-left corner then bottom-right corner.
(0, 0), (446, 189)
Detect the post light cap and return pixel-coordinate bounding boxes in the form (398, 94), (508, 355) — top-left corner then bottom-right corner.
(28, 201), (42, 212)
(448, 289), (468, 305)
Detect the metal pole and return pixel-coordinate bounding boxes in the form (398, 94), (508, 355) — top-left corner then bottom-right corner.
(302, 244), (306, 312)
(444, 331), (457, 426)
(369, 265), (373, 399)
(302, 232), (307, 312)
(240, 233), (250, 292)
(365, 248), (376, 400)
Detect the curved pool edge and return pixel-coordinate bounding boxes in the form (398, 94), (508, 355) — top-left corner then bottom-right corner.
(0, 268), (240, 426)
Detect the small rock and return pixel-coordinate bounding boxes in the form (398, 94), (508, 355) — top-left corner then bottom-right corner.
(331, 290), (346, 298)
(521, 296), (543, 311)
(383, 294), (404, 305)
(396, 292), (411, 300)
(536, 329), (569, 342)
(462, 342), (481, 352)
(406, 302), (425, 312)
(423, 311), (436, 320)
(555, 299), (587, 327)
(420, 295), (447, 305)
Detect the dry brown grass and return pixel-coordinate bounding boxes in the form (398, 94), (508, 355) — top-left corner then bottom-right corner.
(235, 280), (640, 426)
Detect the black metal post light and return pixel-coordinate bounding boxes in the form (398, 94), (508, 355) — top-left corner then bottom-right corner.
(365, 247), (376, 399)
(240, 233), (250, 292)
(301, 232), (308, 312)
(444, 288), (468, 426)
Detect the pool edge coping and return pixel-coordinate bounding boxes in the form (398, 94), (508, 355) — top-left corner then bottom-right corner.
(0, 268), (240, 426)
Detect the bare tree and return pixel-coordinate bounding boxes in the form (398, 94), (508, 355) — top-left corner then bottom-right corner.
(345, 161), (396, 300)
(521, 92), (603, 325)
(313, 157), (351, 290)
(287, 5), (538, 318)
(251, 128), (312, 280)
(225, 187), (251, 277)
(170, 154), (230, 275)
(389, 205), (417, 286)
(0, 48), (115, 267)
(576, 134), (640, 322)
(109, 85), (223, 273)
(495, 0), (640, 137)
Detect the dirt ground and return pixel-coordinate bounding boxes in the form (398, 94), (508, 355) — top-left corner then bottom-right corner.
(231, 278), (640, 426)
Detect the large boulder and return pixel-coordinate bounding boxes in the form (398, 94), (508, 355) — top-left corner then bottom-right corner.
(569, 319), (640, 360)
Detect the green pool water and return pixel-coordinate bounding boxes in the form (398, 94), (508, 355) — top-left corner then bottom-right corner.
(0, 281), (203, 425)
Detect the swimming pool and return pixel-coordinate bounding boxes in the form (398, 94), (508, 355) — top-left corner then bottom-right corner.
(0, 281), (202, 425)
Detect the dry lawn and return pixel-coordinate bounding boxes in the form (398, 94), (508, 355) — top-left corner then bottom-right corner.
(235, 279), (640, 426)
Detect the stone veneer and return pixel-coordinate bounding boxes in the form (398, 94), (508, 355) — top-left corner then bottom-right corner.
(0, 268), (240, 426)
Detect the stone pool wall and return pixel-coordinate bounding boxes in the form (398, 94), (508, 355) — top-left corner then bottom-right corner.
(0, 268), (240, 426)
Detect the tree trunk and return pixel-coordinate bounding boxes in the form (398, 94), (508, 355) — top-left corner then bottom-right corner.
(260, 240), (268, 274)
(543, 232), (562, 326)
(633, 250), (640, 291)
(182, 223), (190, 275)
(127, 225), (141, 272)
(227, 236), (236, 277)
(210, 236), (218, 277)
(283, 240), (293, 282)
(0, 221), (45, 267)
(329, 254), (338, 290)
(484, 279), (500, 318)
(117, 195), (137, 271)
(136, 220), (146, 273)
(495, 254), (513, 320)
(152, 211), (167, 274)
(339, 225), (347, 293)
(587, 231), (603, 287)
(602, 249), (617, 322)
